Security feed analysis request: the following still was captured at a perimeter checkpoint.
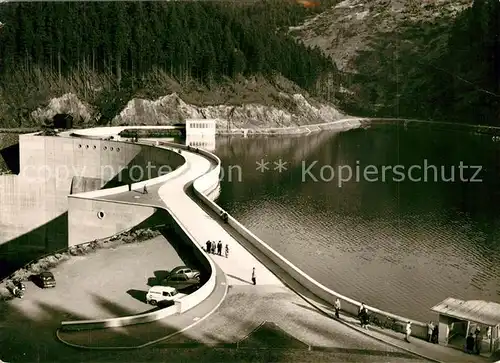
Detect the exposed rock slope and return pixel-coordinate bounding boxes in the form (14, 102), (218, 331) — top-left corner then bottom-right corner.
(113, 93), (344, 128)
(31, 92), (345, 128)
(31, 93), (97, 124)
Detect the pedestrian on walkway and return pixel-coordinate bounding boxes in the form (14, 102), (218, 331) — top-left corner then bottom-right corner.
(217, 240), (222, 255)
(427, 321), (434, 342)
(251, 267), (256, 285)
(334, 298), (341, 319)
(143, 184), (148, 194)
(211, 241), (216, 254)
(206, 240), (211, 253)
(431, 324), (439, 343)
(358, 303), (368, 329)
(128, 183), (131, 191)
(225, 244), (229, 258)
(466, 333), (475, 353)
(405, 321), (412, 342)
(474, 327), (482, 355)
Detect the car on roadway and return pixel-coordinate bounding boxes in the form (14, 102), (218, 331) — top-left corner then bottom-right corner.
(161, 273), (200, 293)
(32, 271), (56, 288)
(169, 266), (200, 280)
(146, 286), (183, 306)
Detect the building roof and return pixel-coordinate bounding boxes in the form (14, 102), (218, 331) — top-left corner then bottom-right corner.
(431, 298), (500, 326)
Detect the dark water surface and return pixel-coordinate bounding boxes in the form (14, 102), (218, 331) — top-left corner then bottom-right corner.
(214, 124), (500, 322)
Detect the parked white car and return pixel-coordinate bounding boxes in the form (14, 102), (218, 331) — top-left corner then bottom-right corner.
(146, 286), (183, 305)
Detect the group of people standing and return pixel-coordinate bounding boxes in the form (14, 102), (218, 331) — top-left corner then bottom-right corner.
(466, 326), (487, 355)
(206, 240), (229, 258)
(333, 300), (441, 346)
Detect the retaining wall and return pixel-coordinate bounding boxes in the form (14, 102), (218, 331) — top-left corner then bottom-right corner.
(67, 198), (157, 246)
(60, 304), (179, 331)
(19, 134), (184, 187)
(0, 135), (184, 247)
(66, 143), (188, 246)
(167, 211), (216, 315)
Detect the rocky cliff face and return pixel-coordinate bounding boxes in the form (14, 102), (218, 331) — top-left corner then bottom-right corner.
(113, 92), (344, 128)
(31, 93), (97, 125)
(31, 92), (345, 128)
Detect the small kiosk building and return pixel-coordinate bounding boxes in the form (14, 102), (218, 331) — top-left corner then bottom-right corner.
(431, 298), (500, 357)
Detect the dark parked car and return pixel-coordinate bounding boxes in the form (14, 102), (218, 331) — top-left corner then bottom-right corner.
(33, 271), (56, 288)
(169, 266), (200, 280)
(162, 274), (200, 292)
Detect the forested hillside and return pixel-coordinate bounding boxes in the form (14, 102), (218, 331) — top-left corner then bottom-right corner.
(294, 0), (500, 125)
(0, 1), (340, 126)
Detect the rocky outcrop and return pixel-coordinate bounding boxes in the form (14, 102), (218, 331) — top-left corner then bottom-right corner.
(31, 93), (97, 125)
(112, 92), (344, 128)
(29, 91), (345, 128)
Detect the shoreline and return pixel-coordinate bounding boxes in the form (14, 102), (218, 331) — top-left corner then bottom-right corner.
(216, 117), (500, 136)
(2, 117), (500, 137)
(215, 117), (366, 136)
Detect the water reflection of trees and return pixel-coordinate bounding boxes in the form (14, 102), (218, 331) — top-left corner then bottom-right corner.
(216, 126), (500, 222)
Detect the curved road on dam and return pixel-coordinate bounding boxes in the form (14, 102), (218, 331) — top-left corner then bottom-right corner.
(1, 126), (483, 362)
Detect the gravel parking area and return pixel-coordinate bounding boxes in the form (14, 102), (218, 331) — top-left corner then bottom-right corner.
(2, 235), (189, 322)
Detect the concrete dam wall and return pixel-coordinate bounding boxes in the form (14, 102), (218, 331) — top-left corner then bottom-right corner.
(0, 134), (184, 277)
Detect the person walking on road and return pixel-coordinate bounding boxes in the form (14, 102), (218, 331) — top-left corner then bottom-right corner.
(211, 241), (216, 254)
(143, 185), (148, 194)
(251, 267), (256, 285)
(206, 240), (211, 253)
(217, 241), (223, 255)
(427, 321), (434, 342)
(405, 321), (412, 342)
(225, 244), (229, 258)
(334, 298), (341, 319)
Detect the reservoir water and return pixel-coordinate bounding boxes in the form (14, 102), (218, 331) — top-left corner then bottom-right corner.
(214, 123), (500, 322)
